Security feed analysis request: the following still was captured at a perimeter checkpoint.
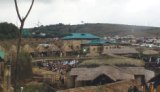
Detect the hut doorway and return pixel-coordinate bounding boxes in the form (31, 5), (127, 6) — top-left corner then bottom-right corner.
(135, 75), (145, 85)
(92, 74), (114, 85)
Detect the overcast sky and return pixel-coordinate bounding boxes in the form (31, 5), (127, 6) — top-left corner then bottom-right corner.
(1, 0), (160, 28)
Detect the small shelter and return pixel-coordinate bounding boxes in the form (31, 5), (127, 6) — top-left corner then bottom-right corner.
(46, 44), (60, 56)
(23, 44), (34, 53)
(35, 44), (60, 57)
(36, 44), (47, 57)
(141, 49), (160, 64)
(143, 50), (159, 55)
(62, 42), (75, 56)
(69, 66), (154, 87)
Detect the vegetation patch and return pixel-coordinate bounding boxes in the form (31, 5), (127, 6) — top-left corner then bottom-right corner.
(79, 56), (144, 67)
(0, 22), (18, 40)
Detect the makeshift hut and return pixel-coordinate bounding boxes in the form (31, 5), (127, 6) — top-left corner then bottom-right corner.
(23, 44), (36, 57)
(141, 49), (160, 66)
(69, 66), (154, 87)
(143, 50), (159, 55)
(62, 42), (74, 56)
(122, 67), (155, 85)
(36, 44), (47, 57)
(23, 44), (34, 53)
(46, 44), (60, 57)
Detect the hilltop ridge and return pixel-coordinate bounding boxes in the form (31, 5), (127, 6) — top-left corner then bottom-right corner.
(30, 23), (160, 38)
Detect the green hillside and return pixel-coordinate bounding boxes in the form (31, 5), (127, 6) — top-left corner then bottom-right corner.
(30, 23), (160, 38)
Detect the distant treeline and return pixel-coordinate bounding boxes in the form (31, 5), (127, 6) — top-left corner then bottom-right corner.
(30, 23), (75, 38)
(1, 22), (160, 40)
(0, 22), (18, 40)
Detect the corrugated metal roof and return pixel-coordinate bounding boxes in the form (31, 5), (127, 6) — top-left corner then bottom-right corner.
(62, 33), (100, 40)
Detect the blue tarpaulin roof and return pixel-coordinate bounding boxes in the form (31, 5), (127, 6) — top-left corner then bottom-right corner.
(62, 33), (100, 40)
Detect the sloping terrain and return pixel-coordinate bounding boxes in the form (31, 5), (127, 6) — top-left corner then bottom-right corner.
(30, 23), (160, 37)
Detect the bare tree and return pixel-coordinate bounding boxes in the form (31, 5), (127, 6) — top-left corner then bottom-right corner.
(14, 0), (34, 91)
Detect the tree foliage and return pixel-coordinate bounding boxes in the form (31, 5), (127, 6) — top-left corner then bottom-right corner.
(12, 51), (33, 84)
(0, 22), (18, 40)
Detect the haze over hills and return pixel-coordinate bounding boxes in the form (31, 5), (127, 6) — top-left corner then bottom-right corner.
(30, 23), (160, 38)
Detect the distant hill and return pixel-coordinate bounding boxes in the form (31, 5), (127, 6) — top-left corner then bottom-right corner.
(30, 23), (160, 38)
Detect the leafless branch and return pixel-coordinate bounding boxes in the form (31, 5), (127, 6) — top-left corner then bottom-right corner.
(23, 0), (35, 21)
(14, 0), (22, 22)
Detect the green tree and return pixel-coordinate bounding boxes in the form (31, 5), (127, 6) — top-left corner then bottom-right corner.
(0, 22), (18, 40)
(11, 51), (33, 90)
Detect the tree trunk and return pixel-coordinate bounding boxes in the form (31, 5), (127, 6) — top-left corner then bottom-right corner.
(13, 0), (34, 91)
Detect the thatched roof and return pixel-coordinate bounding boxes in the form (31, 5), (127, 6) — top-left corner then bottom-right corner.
(47, 44), (60, 51)
(36, 45), (46, 52)
(70, 66), (154, 82)
(23, 44), (35, 53)
(103, 47), (139, 54)
(122, 67), (155, 81)
(142, 50), (159, 55)
(9, 45), (17, 54)
(62, 43), (73, 52)
(70, 66), (134, 81)
(58, 80), (140, 92)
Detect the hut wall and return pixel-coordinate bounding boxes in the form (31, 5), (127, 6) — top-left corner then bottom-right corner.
(63, 40), (90, 51)
(67, 76), (76, 88)
(145, 70), (155, 82)
(88, 46), (102, 56)
(134, 75), (145, 85)
(75, 81), (83, 87)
